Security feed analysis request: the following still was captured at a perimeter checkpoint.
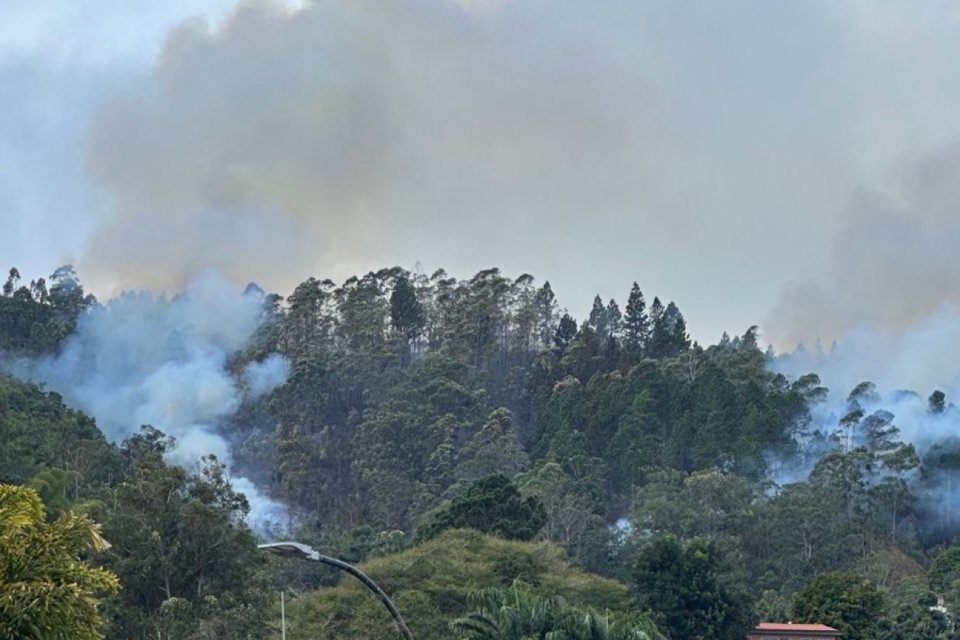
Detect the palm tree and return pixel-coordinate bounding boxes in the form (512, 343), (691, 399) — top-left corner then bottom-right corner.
(0, 484), (119, 640)
(551, 611), (666, 640)
(452, 582), (565, 640)
(452, 582), (665, 640)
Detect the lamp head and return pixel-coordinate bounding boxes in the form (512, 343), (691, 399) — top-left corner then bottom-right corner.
(258, 541), (321, 561)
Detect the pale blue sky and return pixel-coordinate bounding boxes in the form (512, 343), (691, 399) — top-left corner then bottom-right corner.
(4, 0), (960, 346)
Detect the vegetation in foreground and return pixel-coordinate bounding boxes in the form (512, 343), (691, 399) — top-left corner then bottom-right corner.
(2, 265), (960, 639)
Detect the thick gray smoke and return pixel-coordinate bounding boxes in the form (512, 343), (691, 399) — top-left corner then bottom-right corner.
(768, 144), (960, 349)
(10, 271), (289, 533)
(763, 145), (960, 521)
(81, 0), (655, 294)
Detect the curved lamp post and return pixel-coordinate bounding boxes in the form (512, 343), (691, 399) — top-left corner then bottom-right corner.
(259, 541), (414, 640)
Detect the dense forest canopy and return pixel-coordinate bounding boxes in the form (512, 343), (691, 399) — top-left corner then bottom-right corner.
(2, 264), (960, 640)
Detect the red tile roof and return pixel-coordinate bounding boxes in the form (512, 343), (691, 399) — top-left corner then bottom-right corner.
(756, 623), (840, 632)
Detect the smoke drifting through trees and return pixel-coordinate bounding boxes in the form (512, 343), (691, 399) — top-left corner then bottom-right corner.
(761, 146), (960, 528)
(9, 272), (289, 532)
(772, 315), (960, 530)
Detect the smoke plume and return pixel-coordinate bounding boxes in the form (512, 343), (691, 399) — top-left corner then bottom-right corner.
(761, 143), (960, 523)
(768, 143), (960, 349)
(772, 339), (960, 522)
(10, 271), (289, 532)
(82, 0), (656, 294)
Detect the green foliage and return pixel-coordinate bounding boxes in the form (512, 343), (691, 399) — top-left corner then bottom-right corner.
(792, 572), (885, 640)
(527, 342), (805, 505)
(754, 589), (791, 622)
(632, 534), (755, 640)
(8, 263), (960, 640)
(100, 428), (268, 639)
(747, 444), (925, 597)
(29, 468), (85, 517)
(930, 546), (960, 594)
(456, 409), (529, 483)
(874, 592), (956, 640)
(390, 274), (426, 345)
(421, 475), (547, 541)
(452, 581), (666, 640)
(0, 377), (120, 489)
(517, 462), (610, 572)
(554, 314), (578, 351)
(350, 353), (492, 529)
(0, 266), (95, 355)
(285, 529), (632, 640)
(632, 469), (755, 541)
(0, 484), (119, 640)
(623, 282), (649, 358)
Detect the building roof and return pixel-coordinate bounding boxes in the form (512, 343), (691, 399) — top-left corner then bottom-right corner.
(755, 622), (841, 634)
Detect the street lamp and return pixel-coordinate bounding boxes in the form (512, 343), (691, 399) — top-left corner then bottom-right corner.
(259, 541), (414, 640)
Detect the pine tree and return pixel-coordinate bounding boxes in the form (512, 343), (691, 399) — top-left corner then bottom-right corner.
(647, 297), (667, 358)
(587, 295), (607, 341)
(605, 299), (622, 341)
(554, 313), (578, 351)
(664, 302), (691, 356)
(623, 282), (649, 354)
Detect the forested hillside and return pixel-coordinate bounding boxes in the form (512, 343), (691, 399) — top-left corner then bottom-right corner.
(2, 265), (959, 640)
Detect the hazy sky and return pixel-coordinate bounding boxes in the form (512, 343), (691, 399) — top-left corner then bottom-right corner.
(4, 0), (960, 347)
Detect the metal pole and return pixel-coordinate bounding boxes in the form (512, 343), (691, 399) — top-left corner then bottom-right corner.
(312, 553), (415, 640)
(259, 542), (414, 640)
(281, 590), (286, 640)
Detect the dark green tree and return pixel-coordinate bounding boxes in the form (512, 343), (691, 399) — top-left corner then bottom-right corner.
(452, 582), (666, 640)
(632, 535), (754, 640)
(929, 546), (960, 595)
(587, 295), (608, 342)
(605, 299), (622, 340)
(102, 428), (267, 640)
(456, 409), (529, 483)
(663, 302), (690, 357)
(2, 268), (19, 297)
(623, 283), (649, 357)
(874, 592), (955, 640)
(646, 297), (667, 358)
(554, 313), (578, 352)
(792, 572), (885, 640)
(420, 475), (547, 541)
(862, 410), (900, 452)
(929, 390), (947, 414)
(848, 381), (880, 406)
(390, 273), (426, 358)
(533, 281), (557, 349)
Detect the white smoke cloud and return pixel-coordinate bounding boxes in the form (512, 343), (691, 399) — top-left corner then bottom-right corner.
(243, 353), (290, 398)
(9, 271), (289, 533)
(775, 337), (958, 456)
(775, 305), (960, 396)
(770, 308), (960, 517)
